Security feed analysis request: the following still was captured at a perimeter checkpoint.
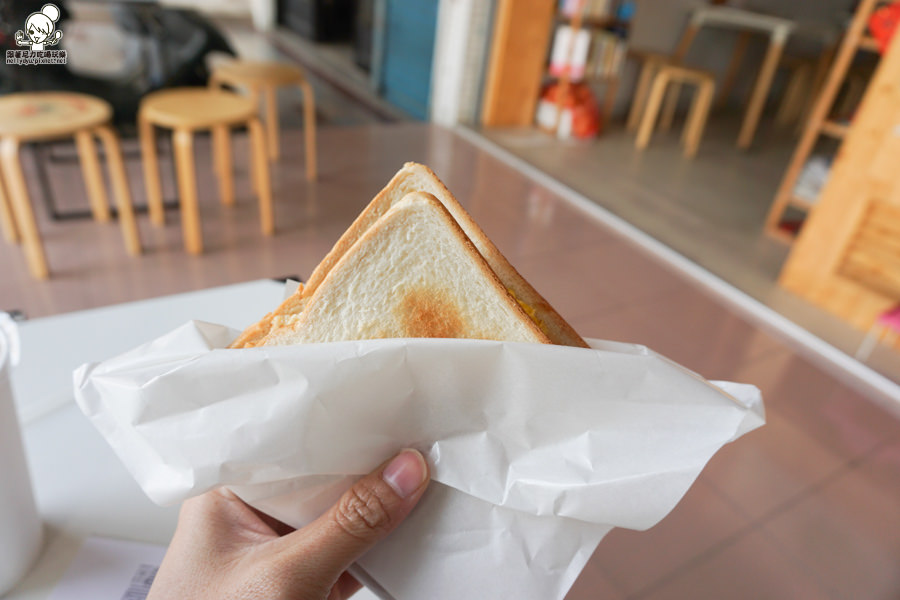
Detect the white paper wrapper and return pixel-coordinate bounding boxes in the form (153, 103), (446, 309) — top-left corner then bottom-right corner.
(74, 321), (764, 600)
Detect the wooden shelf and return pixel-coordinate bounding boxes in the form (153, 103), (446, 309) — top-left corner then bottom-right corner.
(859, 35), (881, 53)
(543, 1), (630, 137)
(556, 13), (623, 29)
(768, 226), (800, 245)
(764, 0), (884, 243)
(776, 3), (900, 333)
(821, 120), (850, 138)
(790, 195), (817, 210)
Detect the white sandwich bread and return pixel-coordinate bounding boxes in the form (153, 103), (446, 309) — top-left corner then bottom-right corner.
(231, 163), (586, 348)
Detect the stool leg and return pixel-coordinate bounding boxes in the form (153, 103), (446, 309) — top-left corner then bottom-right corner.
(0, 166), (19, 243)
(683, 79), (715, 158)
(208, 72), (224, 91)
(139, 116), (165, 226)
(264, 86), (280, 161)
(626, 60), (655, 132)
(212, 125), (234, 206)
(94, 125), (142, 256)
(248, 118), (274, 236)
(659, 82), (680, 132)
(75, 129), (111, 223)
(172, 129), (203, 254)
(248, 89), (263, 197)
(1, 138), (48, 279)
(299, 79), (318, 180)
(635, 73), (669, 151)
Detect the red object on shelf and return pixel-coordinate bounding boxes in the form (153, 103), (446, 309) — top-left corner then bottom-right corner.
(869, 2), (900, 54)
(537, 82), (602, 139)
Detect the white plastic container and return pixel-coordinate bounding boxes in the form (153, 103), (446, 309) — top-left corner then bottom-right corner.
(0, 323), (43, 595)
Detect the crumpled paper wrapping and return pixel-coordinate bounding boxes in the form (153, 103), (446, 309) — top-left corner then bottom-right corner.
(74, 320), (764, 600)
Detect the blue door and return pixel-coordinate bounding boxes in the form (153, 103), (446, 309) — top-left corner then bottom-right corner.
(380, 0), (439, 120)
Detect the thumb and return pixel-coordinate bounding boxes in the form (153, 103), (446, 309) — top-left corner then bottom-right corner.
(282, 449), (430, 586)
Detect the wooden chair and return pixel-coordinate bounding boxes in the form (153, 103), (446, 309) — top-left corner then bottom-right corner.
(0, 92), (141, 280)
(210, 60), (317, 180)
(634, 63), (716, 158)
(138, 87), (273, 255)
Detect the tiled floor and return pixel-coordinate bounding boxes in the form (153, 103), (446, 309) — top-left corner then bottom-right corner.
(481, 120), (900, 385)
(2, 121), (899, 599)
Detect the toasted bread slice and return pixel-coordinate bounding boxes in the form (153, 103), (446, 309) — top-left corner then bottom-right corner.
(258, 192), (550, 345)
(230, 163), (586, 348)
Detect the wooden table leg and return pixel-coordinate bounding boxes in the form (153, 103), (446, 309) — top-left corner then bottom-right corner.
(672, 23), (699, 62)
(212, 125), (234, 206)
(717, 31), (751, 108)
(94, 125), (141, 256)
(139, 116), (165, 226)
(172, 129), (203, 254)
(0, 166), (19, 243)
(299, 79), (317, 181)
(738, 39), (785, 149)
(264, 86), (280, 161)
(248, 118), (274, 236)
(1, 138), (48, 279)
(75, 129), (111, 223)
(635, 73), (670, 150)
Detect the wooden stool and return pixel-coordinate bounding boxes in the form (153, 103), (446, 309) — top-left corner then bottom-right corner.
(210, 60), (317, 180)
(138, 87), (273, 255)
(634, 64), (716, 158)
(0, 92), (141, 280)
(626, 51), (673, 132)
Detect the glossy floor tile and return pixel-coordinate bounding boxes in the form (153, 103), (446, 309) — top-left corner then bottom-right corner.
(481, 120), (900, 385)
(639, 530), (835, 600)
(1, 119), (899, 598)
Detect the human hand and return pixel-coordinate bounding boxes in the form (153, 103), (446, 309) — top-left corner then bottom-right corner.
(147, 449), (430, 600)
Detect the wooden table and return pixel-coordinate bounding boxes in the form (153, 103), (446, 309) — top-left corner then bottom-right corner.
(672, 6), (795, 149)
(0, 92), (141, 279)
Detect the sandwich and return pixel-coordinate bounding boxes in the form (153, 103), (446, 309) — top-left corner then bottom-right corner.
(231, 163), (586, 348)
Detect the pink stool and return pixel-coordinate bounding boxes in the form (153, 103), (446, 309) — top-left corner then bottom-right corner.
(856, 305), (900, 360)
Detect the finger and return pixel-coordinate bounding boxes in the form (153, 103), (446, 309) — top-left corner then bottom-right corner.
(280, 449), (429, 586)
(328, 572), (362, 600)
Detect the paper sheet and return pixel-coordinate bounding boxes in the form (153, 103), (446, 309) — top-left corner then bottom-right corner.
(74, 321), (764, 600)
(47, 537), (165, 600)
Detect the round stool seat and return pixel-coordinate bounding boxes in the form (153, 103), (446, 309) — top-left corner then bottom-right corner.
(213, 60), (305, 87)
(0, 92), (111, 141)
(138, 86), (274, 255)
(0, 92), (141, 279)
(209, 59), (317, 177)
(140, 88), (257, 130)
